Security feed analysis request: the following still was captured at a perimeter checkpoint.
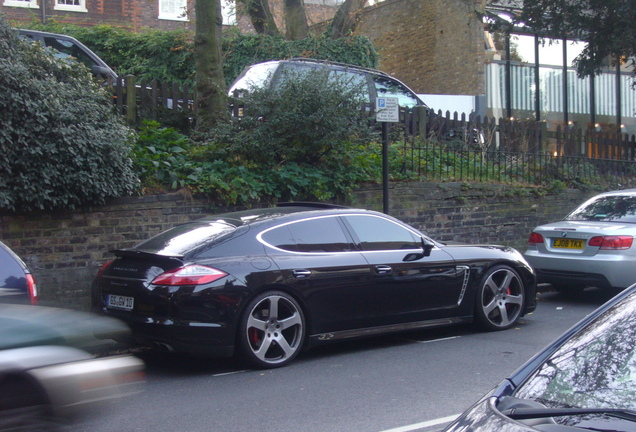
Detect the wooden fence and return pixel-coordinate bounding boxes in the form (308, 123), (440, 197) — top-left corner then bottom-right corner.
(112, 75), (636, 162)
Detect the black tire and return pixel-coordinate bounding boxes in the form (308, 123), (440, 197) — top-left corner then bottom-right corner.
(474, 265), (525, 331)
(237, 291), (305, 369)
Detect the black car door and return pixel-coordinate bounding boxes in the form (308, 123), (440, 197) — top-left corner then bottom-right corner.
(341, 214), (466, 326)
(259, 215), (373, 334)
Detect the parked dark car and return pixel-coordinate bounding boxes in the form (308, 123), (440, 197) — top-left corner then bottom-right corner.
(92, 203), (536, 368)
(525, 189), (636, 294)
(443, 282), (636, 432)
(0, 240), (37, 305)
(16, 28), (117, 83)
(228, 58), (427, 109)
(0, 241), (145, 430)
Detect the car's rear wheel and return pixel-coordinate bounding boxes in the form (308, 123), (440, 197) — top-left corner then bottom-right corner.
(475, 265), (525, 331)
(237, 291), (305, 369)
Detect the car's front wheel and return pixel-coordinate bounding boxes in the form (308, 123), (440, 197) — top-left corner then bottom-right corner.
(237, 291), (305, 369)
(475, 265), (525, 331)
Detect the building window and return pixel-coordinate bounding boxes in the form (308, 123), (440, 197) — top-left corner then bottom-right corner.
(54, 0), (87, 12)
(3, 0), (39, 8)
(158, 0), (188, 21)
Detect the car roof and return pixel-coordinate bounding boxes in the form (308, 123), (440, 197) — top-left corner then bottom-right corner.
(195, 203), (376, 228)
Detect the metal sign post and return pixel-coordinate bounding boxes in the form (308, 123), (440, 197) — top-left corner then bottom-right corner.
(376, 97), (399, 214)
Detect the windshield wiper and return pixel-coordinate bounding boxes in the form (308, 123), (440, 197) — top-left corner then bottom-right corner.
(502, 407), (636, 422)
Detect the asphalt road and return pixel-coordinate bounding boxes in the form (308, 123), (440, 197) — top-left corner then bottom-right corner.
(72, 286), (615, 432)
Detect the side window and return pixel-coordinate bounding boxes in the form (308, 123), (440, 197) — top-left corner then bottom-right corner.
(43, 36), (95, 69)
(344, 215), (421, 251)
(374, 76), (421, 108)
(262, 217), (353, 253)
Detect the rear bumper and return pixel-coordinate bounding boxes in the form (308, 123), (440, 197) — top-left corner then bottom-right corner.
(96, 309), (235, 357)
(524, 251), (635, 289)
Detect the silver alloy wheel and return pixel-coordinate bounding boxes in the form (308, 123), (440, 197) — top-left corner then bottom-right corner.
(476, 266), (524, 330)
(240, 291), (305, 368)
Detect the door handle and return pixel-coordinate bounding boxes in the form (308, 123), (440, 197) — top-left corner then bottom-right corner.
(292, 269), (312, 278)
(375, 265), (392, 275)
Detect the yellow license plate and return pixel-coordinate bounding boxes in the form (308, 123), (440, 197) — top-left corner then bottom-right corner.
(553, 238), (584, 249)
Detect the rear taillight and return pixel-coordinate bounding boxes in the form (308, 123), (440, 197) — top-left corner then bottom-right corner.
(589, 235), (634, 250)
(96, 260), (113, 279)
(151, 265), (228, 286)
(26, 273), (37, 305)
(527, 232), (544, 246)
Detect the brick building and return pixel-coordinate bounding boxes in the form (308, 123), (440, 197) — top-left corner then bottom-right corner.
(1, 0), (343, 32)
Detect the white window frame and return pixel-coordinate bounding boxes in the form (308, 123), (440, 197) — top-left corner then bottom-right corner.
(54, 0), (87, 12)
(3, 0), (39, 8)
(158, 0), (188, 21)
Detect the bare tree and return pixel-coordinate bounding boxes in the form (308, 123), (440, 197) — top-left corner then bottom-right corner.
(238, 0), (280, 36)
(328, 0), (367, 38)
(194, 0), (229, 130)
(284, 0), (309, 40)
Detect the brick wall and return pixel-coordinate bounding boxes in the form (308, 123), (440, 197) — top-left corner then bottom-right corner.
(0, 184), (595, 310)
(352, 0), (485, 95)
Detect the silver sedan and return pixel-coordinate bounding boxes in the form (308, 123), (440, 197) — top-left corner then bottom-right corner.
(524, 189), (636, 294)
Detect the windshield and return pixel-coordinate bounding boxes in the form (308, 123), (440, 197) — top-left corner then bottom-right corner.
(228, 62), (278, 95)
(515, 291), (636, 412)
(564, 194), (636, 223)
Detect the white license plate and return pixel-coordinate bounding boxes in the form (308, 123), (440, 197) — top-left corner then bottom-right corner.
(107, 294), (134, 311)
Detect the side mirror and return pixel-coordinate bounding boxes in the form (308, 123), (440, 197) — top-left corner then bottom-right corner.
(402, 238), (434, 262)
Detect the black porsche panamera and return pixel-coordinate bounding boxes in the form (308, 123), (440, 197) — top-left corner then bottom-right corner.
(92, 203), (537, 368)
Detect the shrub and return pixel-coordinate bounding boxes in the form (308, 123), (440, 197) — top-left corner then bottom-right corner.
(0, 16), (139, 212)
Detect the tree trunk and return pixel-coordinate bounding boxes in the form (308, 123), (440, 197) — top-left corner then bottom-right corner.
(194, 0), (229, 131)
(284, 0), (309, 40)
(239, 0), (280, 36)
(328, 0), (366, 38)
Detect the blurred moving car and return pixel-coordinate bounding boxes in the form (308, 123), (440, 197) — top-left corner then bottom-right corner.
(0, 241), (144, 430)
(92, 203), (537, 368)
(525, 189), (636, 294)
(443, 282), (636, 432)
(16, 28), (117, 83)
(0, 240), (37, 305)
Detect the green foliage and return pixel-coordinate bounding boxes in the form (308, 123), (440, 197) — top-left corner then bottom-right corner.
(19, 21), (378, 86)
(222, 34), (379, 84)
(0, 16), (138, 212)
(129, 72), (381, 205)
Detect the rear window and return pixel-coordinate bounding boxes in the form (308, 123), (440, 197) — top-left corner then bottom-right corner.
(565, 194), (636, 223)
(133, 221), (237, 256)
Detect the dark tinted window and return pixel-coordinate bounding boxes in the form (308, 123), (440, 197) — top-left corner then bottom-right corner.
(0, 243), (28, 301)
(43, 36), (96, 69)
(344, 215), (420, 251)
(262, 217), (352, 253)
(134, 221), (237, 256)
(565, 194), (636, 223)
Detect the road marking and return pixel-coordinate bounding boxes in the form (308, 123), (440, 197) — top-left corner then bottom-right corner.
(415, 336), (461, 344)
(212, 370), (249, 377)
(378, 414), (459, 432)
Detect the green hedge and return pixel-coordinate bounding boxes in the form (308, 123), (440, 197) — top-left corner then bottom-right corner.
(20, 22), (379, 86)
